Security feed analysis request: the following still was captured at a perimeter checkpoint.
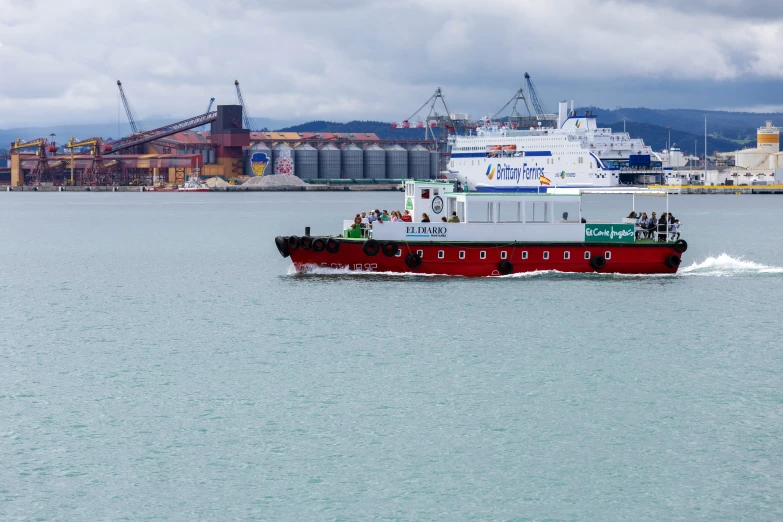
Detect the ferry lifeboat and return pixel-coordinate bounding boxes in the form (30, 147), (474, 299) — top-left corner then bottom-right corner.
(275, 180), (687, 276)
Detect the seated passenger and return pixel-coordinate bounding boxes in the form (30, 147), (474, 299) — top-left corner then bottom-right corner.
(390, 211), (401, 222)
(447, 211), (460, 223)
(441, 216), (448, 222)
(381, 210), (390, 222)
(368, 211), (377, 223)
(421, 213), (431, 222)
(627, 211), (638, 219)
(561, 211), (569, 222)
(401, 210), (412, 222)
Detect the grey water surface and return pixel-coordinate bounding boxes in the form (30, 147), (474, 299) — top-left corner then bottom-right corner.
(1, 192), (782, 521)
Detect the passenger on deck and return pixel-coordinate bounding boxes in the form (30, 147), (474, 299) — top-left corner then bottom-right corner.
(421, 213), (431, 222)
(627, 211), (638, 219)
(441, 216), (448, 222)
(448, 211), (461, 223)
(381, 210), (390, 222)
(401, 210), (412, 222)
(368, 211), (377, 224)
(390, 211), (401, 222)
(361, 211), (368, 223)
(670, 219), (680, 240)
(657, 213), (668, 242)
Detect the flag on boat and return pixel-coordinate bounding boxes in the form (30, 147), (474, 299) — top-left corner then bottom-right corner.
(539, 175), (551, 185)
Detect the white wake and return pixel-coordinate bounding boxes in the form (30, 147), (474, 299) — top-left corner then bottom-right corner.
(679, 253), (783, 277)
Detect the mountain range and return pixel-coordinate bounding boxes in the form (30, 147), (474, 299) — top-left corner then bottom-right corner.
(3, 109), (782, 156)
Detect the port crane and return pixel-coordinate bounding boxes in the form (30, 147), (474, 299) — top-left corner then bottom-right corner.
(524, 72), (556, 126)
(9, 137), (59, 184)
(117, 80), (144, 134)
(492, 86), (536, 129)
(234, 80), (254, 131)
(388, 87), (466, 141)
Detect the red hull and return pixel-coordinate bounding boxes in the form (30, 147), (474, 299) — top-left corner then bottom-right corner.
(284, 239), (683, 276)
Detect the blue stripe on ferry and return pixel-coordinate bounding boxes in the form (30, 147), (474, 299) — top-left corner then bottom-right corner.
(589, 152), (605, 170)
(474, 184), (599, 193)
(524, 151), (552, 156)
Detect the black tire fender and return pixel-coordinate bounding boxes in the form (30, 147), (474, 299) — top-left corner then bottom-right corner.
(312, 238), (326, 252)
(300, 236), (313, 250)
(498, 260), (514, 275)
(275, 236), (290, 258)
(405, 252), (422, 269)
(325, 238), (340, 254)
(287, 236), (301, 250)
(665, 254), (682, 268)
(381, 241), (398, 257)
(590, 255), (606, 271)
(674, 239), (688, 253)
(363, 239), (380, 256)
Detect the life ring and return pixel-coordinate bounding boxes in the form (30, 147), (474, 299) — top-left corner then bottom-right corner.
(300, 236), (313, 250)
(287, 236), (301, 250)
(362, 239), (380, 256)
(665, 254), (681, 268)
(312, 238), (326, 252)
(498, 260), (514, 275)
(325, 238), (340, 254)
(275, 236), (290, 258)
(590, 255), (606, 270)
(381, 241), (398, 257)
(674, 239), (688, 253)
(406, 252), (422, 269)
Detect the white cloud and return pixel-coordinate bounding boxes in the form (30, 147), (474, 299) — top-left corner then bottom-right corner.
(0, 0), (782, 127)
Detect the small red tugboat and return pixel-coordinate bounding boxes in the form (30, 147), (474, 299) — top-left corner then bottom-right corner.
(275, 181), (687, 276)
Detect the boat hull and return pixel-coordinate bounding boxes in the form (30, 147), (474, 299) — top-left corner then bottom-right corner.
(282, 239), (683, 276)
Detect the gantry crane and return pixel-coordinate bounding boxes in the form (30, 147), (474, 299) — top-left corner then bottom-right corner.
(234, 80), (254, 131)
(9, 137), (58, 185)
(389, 87), (462, 141)
(117, 80), (144, 134)
(524, 72), (556, 126)
(492, 86), (536, 129)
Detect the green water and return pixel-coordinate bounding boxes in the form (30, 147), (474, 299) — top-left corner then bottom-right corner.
(1, 192), (782, 520)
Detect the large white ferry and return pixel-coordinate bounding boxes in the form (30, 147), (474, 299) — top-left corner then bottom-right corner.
(449, 101), (664, 192)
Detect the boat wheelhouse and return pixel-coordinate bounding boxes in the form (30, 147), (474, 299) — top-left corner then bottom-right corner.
(275, 180), (688, 276)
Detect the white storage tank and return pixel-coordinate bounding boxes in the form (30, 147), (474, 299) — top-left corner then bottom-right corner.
(318, 144), (341, 179)
(341, 144), (363, 179)
(294, 143), (318, 179)
(385, 144), (408, 179)
(408, 145), (430, 180)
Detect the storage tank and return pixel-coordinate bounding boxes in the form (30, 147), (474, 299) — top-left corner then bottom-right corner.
(430, 150), (439, 179)
(272, 143), (295, 176)
(294, 143), (318, 179)
(408, 145), (430, 180)
(244, 143), (272, 176)
(757, 121), (780, 153)
(341, 144), (363, 179)
(364, 144), (386, 179)
(385, 144), (408, 179)
(318, 144), (341, 179)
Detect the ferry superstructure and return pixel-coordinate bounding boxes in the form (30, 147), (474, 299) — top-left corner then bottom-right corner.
(448, 101), (664, 192)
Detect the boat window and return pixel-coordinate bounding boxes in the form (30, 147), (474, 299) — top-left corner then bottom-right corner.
(522, 251), (528, 259)
(498, 202), (522, 223)
(480, 251), (486, 260)
(438, 250), (444, 259)
(554, 201), (580, 223)
(525, 201), (551, 223)
(564, 251), (570, 260)
(459, 250), (465, 259)
(605, 251), (611, 260)
(584, 251), (591, 260)
(543, 251), (550, 260)
(500, 251), (507, 260)
(467, 200), (493, 223)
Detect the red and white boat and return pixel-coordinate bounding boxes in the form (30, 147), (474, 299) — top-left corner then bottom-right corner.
(275, 181), (688, 276)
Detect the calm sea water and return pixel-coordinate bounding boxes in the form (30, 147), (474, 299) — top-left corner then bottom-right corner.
(1, 192), (782, 521)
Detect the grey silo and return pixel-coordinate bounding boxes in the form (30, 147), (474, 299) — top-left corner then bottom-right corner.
(341, 144), (364, 179)
(408, 145), (430, 179)
(430, 150), (439, 179)
(271, 143), (295, 175)
(318, 144), (341, 179)
(244, 142), (272, 176)
(363, 144), (386, 179)
(385, 144), (408, 179)
(294, 143), (318, 179)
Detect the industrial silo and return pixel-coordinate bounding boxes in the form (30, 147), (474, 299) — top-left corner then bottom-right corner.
(341, 143), (363, 179)
(408, 145), (430, 180)
(385, 144), (408, 180)
(364, 144), (386, 180)
(294, 143), (318, 179)
(244, 142), (272, 176)
(272, 143), (295, 176)
(430, 150), (439, 179)
(318, 144), (341, 179)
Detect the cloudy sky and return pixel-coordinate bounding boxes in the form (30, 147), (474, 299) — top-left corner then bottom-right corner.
(1, 0), (783, 128)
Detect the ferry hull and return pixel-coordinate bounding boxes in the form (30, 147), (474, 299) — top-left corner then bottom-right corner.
(282, 239), (683, 276)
